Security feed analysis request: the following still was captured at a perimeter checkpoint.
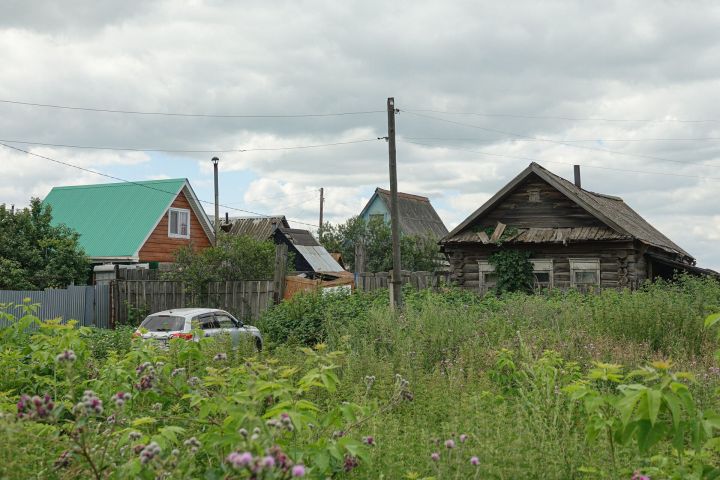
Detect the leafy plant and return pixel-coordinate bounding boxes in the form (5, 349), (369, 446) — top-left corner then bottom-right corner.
(489, 250), (533, 294)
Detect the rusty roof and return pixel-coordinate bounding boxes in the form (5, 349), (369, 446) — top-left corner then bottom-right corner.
(227, 216), (289, 240)
(443, 163), (693, 261)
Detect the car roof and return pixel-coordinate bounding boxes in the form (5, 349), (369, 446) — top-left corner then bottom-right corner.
(148, 308), (226, 318)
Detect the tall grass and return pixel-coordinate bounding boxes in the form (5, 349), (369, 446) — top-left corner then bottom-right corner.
(263, 276), (720, 478)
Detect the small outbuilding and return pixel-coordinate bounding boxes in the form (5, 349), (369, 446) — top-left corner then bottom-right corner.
(441, 162), (715, 293)
(359, 187), (448, 240)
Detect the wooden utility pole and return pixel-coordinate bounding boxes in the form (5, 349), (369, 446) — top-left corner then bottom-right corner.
(387, 97), (402, 309)
(318, 187), (324, 241)
(212, 157), (220, 245)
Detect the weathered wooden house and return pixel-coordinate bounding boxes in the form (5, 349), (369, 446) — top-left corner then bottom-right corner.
(359, 187), (448, 241)
(44, 178), (213, 264)
(441, 163), (714, 292)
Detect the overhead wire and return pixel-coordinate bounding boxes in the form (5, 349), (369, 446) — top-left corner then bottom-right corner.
(0, 98), (384, 118)
(406, 136), (720, 143)
(403, 140), (720, 182)
(0, 137), (380, 153)
(403, 107), (720, 124)
(401, 110), (720, 169)
(0, 142), (323, 228)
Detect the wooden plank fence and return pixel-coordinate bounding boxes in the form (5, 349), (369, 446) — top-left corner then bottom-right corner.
(355, 271), (452, 292)
(112, 280), (274, 326)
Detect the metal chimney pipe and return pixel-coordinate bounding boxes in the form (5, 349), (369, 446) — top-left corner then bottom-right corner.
(573, 165), (581, 188)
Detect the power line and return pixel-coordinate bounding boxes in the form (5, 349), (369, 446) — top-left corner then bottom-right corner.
(0, 142), (322, 228)
(406, 136), (720, 143)
(403, 140), (720, 182)
(0, 98), (384, 118)
(0, 137), (381, 153)
(404, 107), (720, 124)
(225, 189), (319, 205)
(401, 110), (720, 169)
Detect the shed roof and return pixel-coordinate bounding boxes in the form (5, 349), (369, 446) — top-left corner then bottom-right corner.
(277, 227), (345, 273)
(44, 178), (212, 260)
(443, 163), (693, 261)
(361, 187), (448, 239)
(226, 216), (289, 240)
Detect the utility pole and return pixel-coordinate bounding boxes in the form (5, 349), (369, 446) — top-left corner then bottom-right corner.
(212, 157), (220, 245)
(387, 97), (402, 309)
(318, 187), (324, 242)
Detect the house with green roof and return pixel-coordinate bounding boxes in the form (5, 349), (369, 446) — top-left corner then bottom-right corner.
(43, 178), (214, 264)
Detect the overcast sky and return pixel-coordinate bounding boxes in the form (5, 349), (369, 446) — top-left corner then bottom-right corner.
(1, 0), (719, 269)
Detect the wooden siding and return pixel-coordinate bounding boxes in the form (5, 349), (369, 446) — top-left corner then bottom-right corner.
(138, 191), (212, 263)
(473, 173), (605, 230)
(445, 241), (646, 291)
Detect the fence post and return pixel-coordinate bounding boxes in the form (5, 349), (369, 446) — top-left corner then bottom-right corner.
(273, 244), (288, 304)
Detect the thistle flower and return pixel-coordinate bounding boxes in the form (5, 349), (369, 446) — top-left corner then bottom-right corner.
(444, 439), (455, 449)
(187, 376), (200, 387)
(128, 431), (142, 441)
(139, 442), (161, 465)
(343, 455), (359, 472)
(73, 391), (102, 416)
(362, 436), (375, 446)
(54, 450), (71, 469)
(238, 428), (248, 437)
(459, 434), (468, 443)
(113, 392), (131, 408)
(213, 353), (228, 361)
(56, 350), (76, 363)
(470, 456), (479, 466)
(431, 452), (440, 462)
(17, 393), (54, 420)
(262, 456), (275, 468)
(184, 437), (201, 449)
(291, 464), (306, 477)
(631, 472), (650, 480)
(226, 451), (253, 468)
(171, 367), (185, 377)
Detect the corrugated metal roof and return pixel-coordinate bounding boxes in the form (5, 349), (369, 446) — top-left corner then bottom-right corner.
(43, 179), (187, 259)
(362, 188), (448, 240)
(293, 245), (345, 272)
(228, 216), (289, 240)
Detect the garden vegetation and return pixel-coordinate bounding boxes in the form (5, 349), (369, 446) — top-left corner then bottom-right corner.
(2, 275), (720, 478)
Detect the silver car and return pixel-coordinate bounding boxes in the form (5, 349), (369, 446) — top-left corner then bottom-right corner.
(135, 308), (263, 350)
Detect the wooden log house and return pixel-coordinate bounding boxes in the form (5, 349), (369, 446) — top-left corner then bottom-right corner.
(441, 163), (716, 293)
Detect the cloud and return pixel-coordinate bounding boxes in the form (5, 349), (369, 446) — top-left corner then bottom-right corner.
(1, 0), (719, 268)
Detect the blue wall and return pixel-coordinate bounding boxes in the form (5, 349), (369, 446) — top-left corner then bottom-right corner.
(360, 194), (389, 224)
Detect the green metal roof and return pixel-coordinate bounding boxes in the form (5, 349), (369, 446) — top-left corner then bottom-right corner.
(43, 179), (187, 259)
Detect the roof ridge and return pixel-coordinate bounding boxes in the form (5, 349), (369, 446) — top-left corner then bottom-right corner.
(50, 178), (187, 190)
(375, 187), (430, 202)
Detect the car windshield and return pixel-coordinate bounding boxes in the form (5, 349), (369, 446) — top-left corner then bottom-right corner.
(139, 315), (185, 332)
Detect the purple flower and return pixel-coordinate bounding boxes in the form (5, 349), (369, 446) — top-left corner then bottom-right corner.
(56, 350), (76, 363)
(227, 451), (253, 469)
(431, 452), (440, 462)
(291, 464), (306, 477)
(113, 391), (131, 408)
(470, 456), (479, 466)
(139, 442), (161, 465)
(459, 434), (468, 443)
(262, 455), (276, 468)
(17, 393), (54, 420)
(362, 436), (375, 446)
(444, 439), (455, 449)
(631, 472), (650, 480)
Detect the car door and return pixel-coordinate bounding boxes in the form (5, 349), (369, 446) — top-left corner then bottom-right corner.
(215, 312), (241, 344)
(197, 314), (220, 338)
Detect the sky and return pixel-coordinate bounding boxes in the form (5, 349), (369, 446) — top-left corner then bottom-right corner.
(1, 0), (719, 269)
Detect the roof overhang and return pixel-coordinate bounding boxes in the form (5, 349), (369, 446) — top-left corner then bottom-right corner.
(89, 256), (140, 264)
(646, 252), (720, 278)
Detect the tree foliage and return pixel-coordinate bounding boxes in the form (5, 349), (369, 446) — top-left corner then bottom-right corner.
(164, 233), (276, 294)
(320, 216), (442, 272)
(0, 199), (89, 289)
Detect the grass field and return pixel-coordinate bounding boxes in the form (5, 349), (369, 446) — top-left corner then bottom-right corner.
(1, 276), (720, 478)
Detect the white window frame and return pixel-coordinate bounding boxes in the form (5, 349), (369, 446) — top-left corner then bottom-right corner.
(570, 258), (601, 288)
(168, 207), (191, 239)
(531, 259), (554, 289)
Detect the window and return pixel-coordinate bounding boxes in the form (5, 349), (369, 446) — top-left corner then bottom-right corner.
(139, 315), (185, 332)
(527, 188), (540, 203)
(369, 213), (385, 222)
(168, 208), (190, 239)
(531, 259), (553, 289)
(570, 258), (600, 289)
(196, 315), (219, 330)
(478, 261), (497, 294)
(215, 314), (237, 329)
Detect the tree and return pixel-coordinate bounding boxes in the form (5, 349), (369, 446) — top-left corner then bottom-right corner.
(164, 233), (277, 295)
(320, 215), (443, 272)
(0, 199), (89, 289)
